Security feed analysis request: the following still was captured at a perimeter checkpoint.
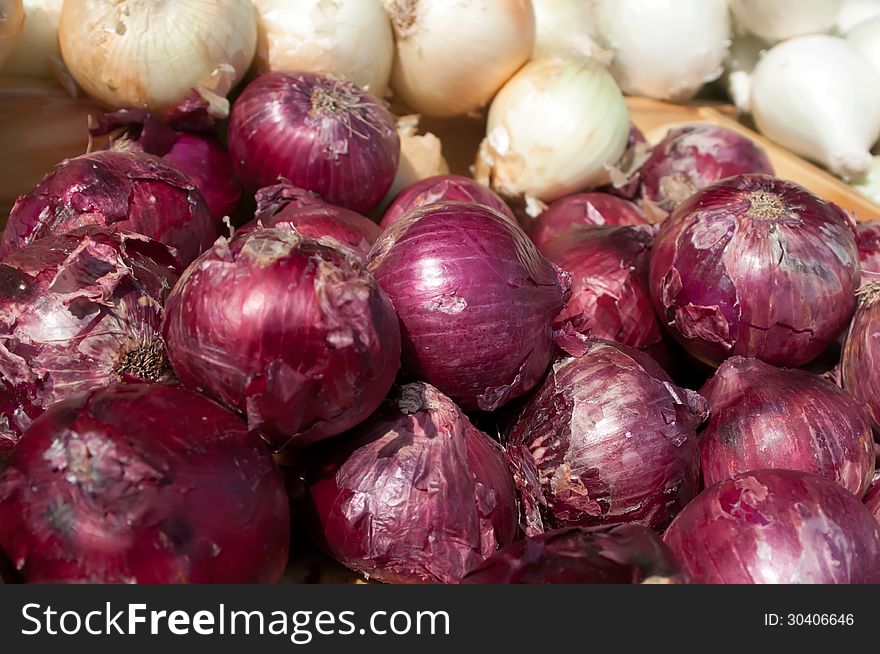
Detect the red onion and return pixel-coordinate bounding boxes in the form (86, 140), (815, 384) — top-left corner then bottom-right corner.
(856, 220), (880, 273)
(0, 383), (289, 583)
(699, 357), (874, 496)
(380, 174), (515, 229)
(254, 180), (325, 217)
(0, 227), (179, 457)
(529, 193), (646, 252)
(305, 382), (519, 584)
(543, 225), (662, 349)
(866, 475), (880, 523)
(462, 525), (686, 584)
(842, 281), (880, 432)
(367, 202), (570, 413)
(163, 228), (401, 451)
(507, 339), (707, 534)
(649, 174), (860, 368)
(1, 150), (216, 266)
(161, 134), (241, 222)
(663, 469), (880, 584)
(641, 124), (774, 211)
(601, 122), (649, 201)
(228, 72), (400, 214)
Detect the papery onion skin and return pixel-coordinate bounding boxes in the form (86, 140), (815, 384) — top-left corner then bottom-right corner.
(380, 174), (515, 230)
(367, 202), (570, 413)
(163, 228), (400, 451)
(529, 193), (646, 252)
(161, 134), (241, 222)
(663, 469), (880, 584)
(699, 357), (875, 497)
(305, 382), (519, 584)
(0, 0), (24, 70)
(730, 0), (842, 43)
(507, 339), (707, 534)
(228, 71), (400, 213)
(543, 225), (662, 349)
(0, 383), (289, 583)
(856, 220), (880, 273)
(462, 524), (686, 584)
(640, 124), (774, 211)
(866, 477), (880, 522)
(0, 226), (179, 455)
(841, 282), (880, 432)
(1, 150), (216, 266)
(649, 174), (860, 368)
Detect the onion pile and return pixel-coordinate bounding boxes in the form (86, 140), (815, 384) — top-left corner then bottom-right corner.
(305, 383), (519, 584)
(0, 227), (179, 455)
(163, 228), (400, 451)
(0, 383), (289, 583)
(367, 202), (570, 412)
(841, 281), (880, 431)
(664, 469), (880, 584)
(1, 150), (216, 266)
(462, 525), (686, 585)
(529, 193), (646, 252)
(699, 357), (875, 496)
(649, 174), (860, 367)
(507, 339), (707, 534)
(228, 71), (400, 214)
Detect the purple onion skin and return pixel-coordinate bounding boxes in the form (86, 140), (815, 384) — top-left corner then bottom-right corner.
(507, 339), (707, 535)
(162, 133), (242, 222)
(842, 283), (880, 433)
(367, 202), (570, 413)
(664, 469), (880, 584)
(0, 226), (180, 456)
(649, 174), (860, 368)
(305, 383), (519, 584)
(380, 175), (515, 230)
(600, 123), (648, 201)
(543, 225), (662, 349)
(163, 228), (401, 451)
(228, 72), (400, 214)
(0, 383), (289, 583)
(641, 124), (774, 211)
(866, 476), (880, 523)
(238, 203), (381, 262)
(1, 150), (216, 267)
(700, 357), (875, 496)
(530, 193), (646, 252)
(462, 525), (685, 584)
(857, 220), (880, 274)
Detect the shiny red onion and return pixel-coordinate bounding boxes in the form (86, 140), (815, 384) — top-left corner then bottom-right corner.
(254, 180), (325, 217)
(228, 72), (400, 213)
(0, 383), (289, 583)
(649, 174), (860, 368)
(842, 281), (880, 432)
(1, 150), (215, 266)
(663, 469), (880, 584)
(866, 475), (880, 522)
(641, 124), (774, 211)
(507, 339), (707, 534)
(857, 220), (880, 273)
(0, 227), (179, 457)
(163, 228), (401, 451)
(462, 525), (686, 584)
(305, 382), (519, 584)
(699, 357), (875, 496)
(367, 202), (570, 412)
(380, 175), (515, 229)
(161, 134), (241, 222)
(529, 193), (646, 252)
(543, 225), (662, 349)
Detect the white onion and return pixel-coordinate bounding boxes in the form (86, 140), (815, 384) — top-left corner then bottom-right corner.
(850, 155), (880, 203)
(474, 55), (629, 202)
(383, 0), (534, 118)
(847, 16), (880, 78)
(58, 0), (257, 118)
(3, 0), (61, 78)
(593, 0), (730, 101)
(723, 34), (767, 112)
(252, 0), (393, 97)
(836, 0), (880, 33)
(750, 35), (880, 180)
(0, 0), (24, 70)
(731, 0), (842, 43)
(531, 0), (609, 63)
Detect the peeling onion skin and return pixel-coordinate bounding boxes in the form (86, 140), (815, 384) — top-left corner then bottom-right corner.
(841, 282), (880, 433)
(367, 202), (570, 413)
(227, 72), (400, 214)
(0, 226), (179, 457)
(640, 125), (774, 212)
(462, 524), (686, 584)
(0, 383), (290, 583)
(529, 193), (646, 252)
(699, 357), (875, 497)
(542, 225), (662, 349)
(649, 174), (860, 368)
(380, 174), (515, 230)
(0, 150), (215, 267)
(163, 228), (401, 451)
(305, 382), (519, 584)
(663, 469), (880, 584)
(856, 220), (880, 274)
(507, 340), (707, 535)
